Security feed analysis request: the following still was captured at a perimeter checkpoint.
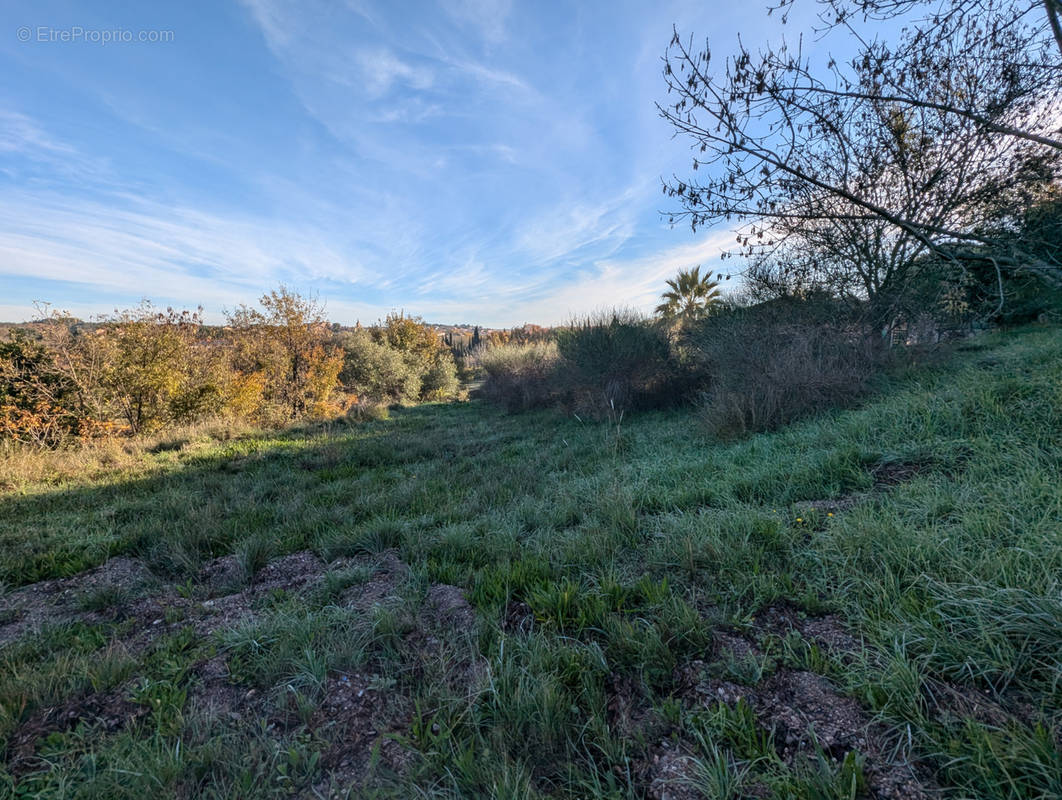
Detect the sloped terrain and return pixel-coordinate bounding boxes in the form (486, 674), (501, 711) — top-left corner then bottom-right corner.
(1, 327), (1060, 798)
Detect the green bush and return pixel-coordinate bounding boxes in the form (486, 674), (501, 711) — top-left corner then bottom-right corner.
(554, 310), (681, 416)
(338, 330), (420, 403)
(477, 312), (686, 416)
(420, 357), (460, 400)
(338, 319), (461, 404)
(373, 313), (460, 402)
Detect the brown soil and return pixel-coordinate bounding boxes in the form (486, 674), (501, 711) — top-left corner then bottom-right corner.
(755, 604), (862, 656)
(501, 599), (535, 634)
(795, 457), (942, 521)
(6, 683), (146, 775)
(670, 608), (934, 799)
(606, 672), (657, 739)
(405, 583), (485, 695)
(0, 557), (156, 647)
(338, 550), (410, 611)
(309, 673), (414, 798)
(645, 740), (704, 800)
(712, 630), (762, 661)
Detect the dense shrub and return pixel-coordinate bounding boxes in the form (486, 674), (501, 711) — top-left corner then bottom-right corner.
(475, 341), (560, 411)
(554, 310), (682, 416)
(0, 329), (82, 447)
(1, 290), (464, 448)
(337, 314), (460, 404)
(338, 330), (420, 403)
(476, 311), (686, 417)
(420, 357), (460, 400)
(689, 300), (885, 437)
(2, 305), (237, 441)
(372, 312), (460, 402)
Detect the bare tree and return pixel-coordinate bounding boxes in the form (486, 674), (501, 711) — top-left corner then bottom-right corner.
(788, 0), (1062, 63)
(659, 0), (1062, 322)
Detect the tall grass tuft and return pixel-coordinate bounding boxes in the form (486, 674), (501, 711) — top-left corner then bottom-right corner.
(474, 341), (561, 412)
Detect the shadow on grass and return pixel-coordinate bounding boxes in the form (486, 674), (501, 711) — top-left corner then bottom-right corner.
(0, 401), (594, 587)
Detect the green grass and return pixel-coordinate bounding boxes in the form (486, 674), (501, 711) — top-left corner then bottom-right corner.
(1, 326), (1060, 798)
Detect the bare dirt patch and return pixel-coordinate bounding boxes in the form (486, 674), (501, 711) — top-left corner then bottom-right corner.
(310, 673), (414, 798)
(672, 610), (929, 799)
(645, 740), (704, 800)
(755, 605), (861, 656)
(680, 664), (933, 800)
(757, 670), (869, 757)
(421, 584), (476, 631)
(338, 550), (410, 611)
(501, 599), (534, 634)
(186, 654), (257, 723)
(253, 550), (326, 592)
(6, 683), (146, 776)
(924, 677), (1059, 747)
(192, 550), (328, 636)
(798, 496), (864, 515)
(712, 630), (761, 661)
(675, 659), (754, 708)
(606, 672), (657, 739)
(405, 583), (485, 695)
(758, 669), (932, 799)
(869, 459), (932, 488)
(0, 557), (156, 647)
(795, 457), (943, 520)
(197, 554), (245, 596)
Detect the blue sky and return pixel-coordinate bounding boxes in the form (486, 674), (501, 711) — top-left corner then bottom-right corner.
(1, 0), (818, 326)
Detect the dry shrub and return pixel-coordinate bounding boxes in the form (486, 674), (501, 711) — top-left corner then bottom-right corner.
(691, 302), (886, 437)
(474, 341), (561, 412)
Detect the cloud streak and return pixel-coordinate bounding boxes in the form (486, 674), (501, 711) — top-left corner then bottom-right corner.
(1, 1), (775, 326)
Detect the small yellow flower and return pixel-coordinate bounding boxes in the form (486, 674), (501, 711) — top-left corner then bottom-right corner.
(827, 512), (834, 517)
(796, 517), (803, 523)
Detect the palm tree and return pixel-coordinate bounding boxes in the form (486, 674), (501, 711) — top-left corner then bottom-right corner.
(654, 266), (723, 321)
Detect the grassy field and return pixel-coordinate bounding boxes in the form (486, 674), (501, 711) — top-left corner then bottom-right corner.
(0, 326), (1060, 799)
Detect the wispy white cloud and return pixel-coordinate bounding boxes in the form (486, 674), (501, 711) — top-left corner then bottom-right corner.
(0, 111), (76, 156)
(354, 47), (434, 97)
(442, 56), (533, 94)
(440, 0), (512, 45)
(514, 192), (639, 265)
(0, 111), (115, 187)
(413, 257), (492, 296)
(505, 231), (736, 324)
(238, 0), (300, 53)
(0, 191), (380, 315)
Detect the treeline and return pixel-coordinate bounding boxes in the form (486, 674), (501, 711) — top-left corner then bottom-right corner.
(0, 288), (459, 448)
